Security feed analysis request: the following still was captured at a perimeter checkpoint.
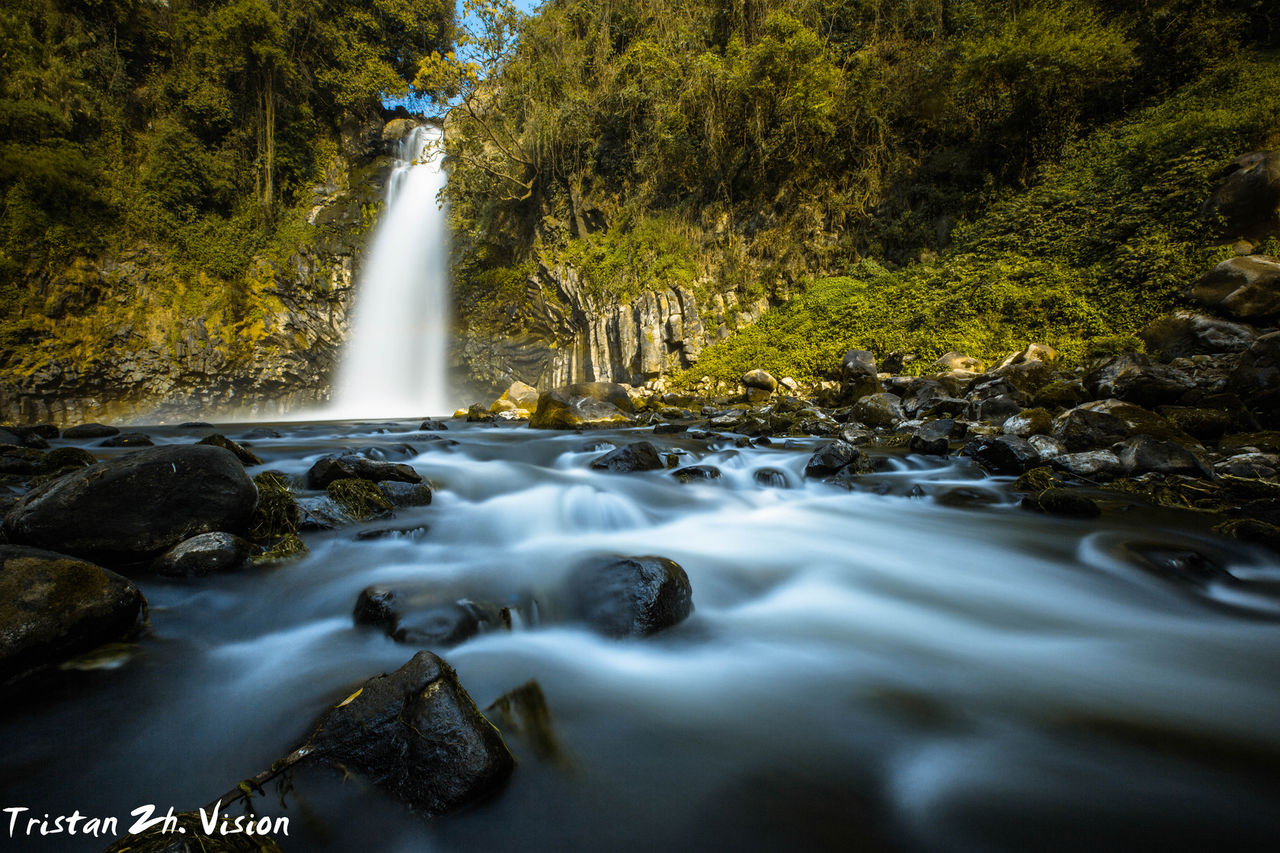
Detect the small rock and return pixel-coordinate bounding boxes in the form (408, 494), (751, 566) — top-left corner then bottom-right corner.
(1003, 408), (1053, 438)
(930, 351), (985, 373)
(197, 434), (263, 467)
(565, 555), (693, 637)
(1036, 488), (1101, 518)
(1115, 435), (1211, 478)
(805, 440), (864, 477)
(419, 419), (449, 431)
(672, 465), (722, 483)
(742, 369), (778, 393)
(378, 480), (433, 507)
(908, 420), (953, 455)
(853, 392), (905, 428)
(99, 432), (154, 448)
(590, 441), (664, 473)
(1028, 434), (1067, 463)
(963, 435), (1039, 475)
(151, 532), (258, 578)
(841, 350), (882, 398)
(1053, 407), (1129, 452)
(306, 454), (421, 489)
(326, 479), (394, 521)
(998, 343), (1059, 368)
(753, 468), (790, 488)
(62, 423), (120, 439)
(1052, 450), (1124, 481)
(971, 394), (1022, 424)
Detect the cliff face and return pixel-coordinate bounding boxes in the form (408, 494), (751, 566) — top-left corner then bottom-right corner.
(0, 117), (406, 426)
(453, 259), (769, 397)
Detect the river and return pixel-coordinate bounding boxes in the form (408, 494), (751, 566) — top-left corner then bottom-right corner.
(2, 419), (1279, 851)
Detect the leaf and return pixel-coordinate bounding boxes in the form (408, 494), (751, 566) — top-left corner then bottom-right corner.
(336, 687), (363, 708)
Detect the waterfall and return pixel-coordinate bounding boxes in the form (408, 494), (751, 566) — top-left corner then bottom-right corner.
(331, 124), (451, 418)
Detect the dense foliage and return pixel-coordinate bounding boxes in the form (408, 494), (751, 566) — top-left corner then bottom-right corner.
(0, 0), (451, 312)
(438, 0), (1279, 378)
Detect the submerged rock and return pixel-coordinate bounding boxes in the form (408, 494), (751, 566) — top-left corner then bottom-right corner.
(3, 445), (257, 564)
(151, 532), (258, 578)
(62, 423), (119, 439)
(354, 586), (509, 646)
(671, 465), (722, 483)
(303, 651), (515, 816)
(566, 555), (693, 637)
(0, 545), (145, 683)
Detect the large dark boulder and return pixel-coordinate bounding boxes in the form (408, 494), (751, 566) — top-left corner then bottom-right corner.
(1053, 406), (1129, 452)
(1140, 311), (1257, 359)
(302, 651), (514, 816)
(0, 545), (145, 683)
(963, 435), (1039, 475)
(3, 445), (258, 564)
(908, 420), (954, 455)
(1202, 150), (1280, 242)
(1116, 435), (1211, 478)
(306, 453), (421, 489)
(566, 555), (693, 637)
(852, 392), (905, 428)
(1230, 331), (1280, 423)
(841, 350), (882, 398)
(1085, 354), (1193, 408)
(804, 440), (865, 477)
(589, 441), (664, 473)
(1191, 255), (1280, 321)
(530, 382), (634, 429)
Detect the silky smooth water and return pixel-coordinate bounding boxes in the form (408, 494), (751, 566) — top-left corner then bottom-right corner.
(2, 421), (1279, 852)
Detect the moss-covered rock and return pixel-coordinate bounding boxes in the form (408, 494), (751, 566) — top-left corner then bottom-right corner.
(0, 545), (145, 684)
(197, 434), (263, 467)
(325, 478), (393, 521)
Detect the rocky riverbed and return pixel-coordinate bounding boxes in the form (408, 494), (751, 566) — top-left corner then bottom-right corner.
(1, 396), (1279, 851)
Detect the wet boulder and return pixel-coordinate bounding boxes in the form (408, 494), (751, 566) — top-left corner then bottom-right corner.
(197, 434), (263, 467)
(1079, 399), (1200, 447)
(1202, 151), (1280, 242)
(151, 532), (258, 578)
(0, 426), (48, 449)
(1116, 435), (1211, 478)
(741, 370), (778, 403)
(42, 446), (96, 473)
(1002, 408), (1053, 438)
(306, 453), (421, 489)
(908, 420), (953, 455)
(1033, 488), (1101, 518)
(753, 467), (791, 488)
(492, 380), (539, 414)
(1052, 406), (1129, 453)
(1085, 354), (1193, 408)
(671, 465), (722, 483)
(530, 382), (634, 429)
(853, 392), (905, 428)
(1229, 331), (1280, 422)
(0, 545), (145, 683)
(963, 435), (1039, 475)
(302, 651), (515, 816)
(566, 555), (693, 637)
(930, 351), (985, 374)
(971, 394), (1022, 424)
(1140, 311), (1257, 359)
(62, 423), (119, 439)
(1192, 255), (1280, 321)
(325, 478), (394, 521)
(3, 445), (257, 564)
(378, 480), (433, 507)
(804, 439), (866, 477)
(0, 446), (45, 475)
(1052, 450), (1124, 481)
(419, 419), (449, 431)
(590, 441), (664, 473)
(841, 350), (882, 398)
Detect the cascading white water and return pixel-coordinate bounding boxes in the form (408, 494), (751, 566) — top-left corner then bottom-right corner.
(332, 124), (451, 418)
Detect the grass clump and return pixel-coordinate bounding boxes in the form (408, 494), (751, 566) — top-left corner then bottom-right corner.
(249, 471), (304, 562)
(326, 478), (393, 522)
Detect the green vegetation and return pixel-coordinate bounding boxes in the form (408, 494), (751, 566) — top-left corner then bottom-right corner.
(0, 0), (450, 370)
(436, 0), (1278, 380)
(681, 52), (1280, 382)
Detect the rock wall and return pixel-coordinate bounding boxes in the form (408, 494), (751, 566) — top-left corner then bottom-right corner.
(453, 261), (769, 397)
(0, 116), (413, 427)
